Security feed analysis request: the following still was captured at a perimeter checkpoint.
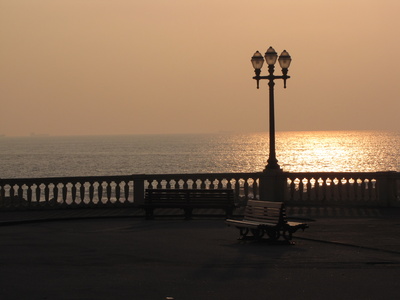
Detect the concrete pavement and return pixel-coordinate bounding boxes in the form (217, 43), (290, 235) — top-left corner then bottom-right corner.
(1, 207), (400, 299)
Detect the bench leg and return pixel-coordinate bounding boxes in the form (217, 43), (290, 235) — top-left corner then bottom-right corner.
(237, 228), (264, 241)
(282, 229), (293, 241)
(184, 208), (193, 220)
(239, 228), (249, 239)
(250, 228), (264, 240)
(225, 208), (233, 218)
(145, 208), (154, 220)
(266, 229), (280, 241)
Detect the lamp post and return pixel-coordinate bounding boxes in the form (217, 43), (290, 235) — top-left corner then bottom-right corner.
(251, 47), (292, 171)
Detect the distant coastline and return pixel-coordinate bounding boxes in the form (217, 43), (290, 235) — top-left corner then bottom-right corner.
(1, 129), (399, 139)
(30, 133), (50, 137)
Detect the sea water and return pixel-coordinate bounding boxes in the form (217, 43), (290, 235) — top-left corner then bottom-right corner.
(0, 131), (399, 178)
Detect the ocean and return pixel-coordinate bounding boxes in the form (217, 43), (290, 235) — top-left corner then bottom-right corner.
(0, 131), (399, 179)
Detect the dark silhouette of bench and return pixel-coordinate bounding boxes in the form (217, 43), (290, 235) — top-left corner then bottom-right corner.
(225, 200), (308, 242)
(144, 189), (235, 219)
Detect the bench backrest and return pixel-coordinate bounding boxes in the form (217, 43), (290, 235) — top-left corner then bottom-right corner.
(243, 200), (286, 224)
(145, 189), (234, 205)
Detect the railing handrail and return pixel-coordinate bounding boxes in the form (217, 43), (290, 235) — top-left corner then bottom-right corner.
(1, 170), (398, 181)
(0, 172), (262, 182)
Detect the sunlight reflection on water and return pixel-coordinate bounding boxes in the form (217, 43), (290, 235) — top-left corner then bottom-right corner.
(277, 131), (399, 172)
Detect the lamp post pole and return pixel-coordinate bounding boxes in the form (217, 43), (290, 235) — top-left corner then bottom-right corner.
(267, 65), (278, 170)
(251, 47), (292, 171)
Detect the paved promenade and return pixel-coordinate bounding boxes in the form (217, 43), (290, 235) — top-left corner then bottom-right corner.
(1, 206), (400, 299)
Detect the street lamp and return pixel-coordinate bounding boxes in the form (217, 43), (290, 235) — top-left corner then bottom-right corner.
(251, 46), (292, 171)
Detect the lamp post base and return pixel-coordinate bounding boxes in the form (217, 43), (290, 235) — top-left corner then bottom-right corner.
(263, 167), (282, 173)
(259, 168), (286, 202)
(263, 166), (283, 173)
(264, 157), (281, 171)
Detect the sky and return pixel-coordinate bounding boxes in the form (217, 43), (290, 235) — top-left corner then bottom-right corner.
(1, 0), (399, 136)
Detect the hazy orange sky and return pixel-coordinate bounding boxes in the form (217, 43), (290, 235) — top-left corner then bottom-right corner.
(1, 0), (399, 136)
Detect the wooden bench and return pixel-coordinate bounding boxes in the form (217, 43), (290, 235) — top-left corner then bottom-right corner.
(144, 189), (236, 219)
(225, 200), (308, 242)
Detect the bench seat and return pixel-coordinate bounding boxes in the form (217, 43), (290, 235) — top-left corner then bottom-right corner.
(225, 219), (278, 229)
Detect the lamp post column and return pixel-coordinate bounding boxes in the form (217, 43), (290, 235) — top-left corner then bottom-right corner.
(266, 65), (279, 170)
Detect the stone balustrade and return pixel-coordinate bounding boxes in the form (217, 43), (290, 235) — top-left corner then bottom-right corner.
(0, 176), (136, 210)
(0, 171), (399, 211)
(285, 172), (399, 206)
